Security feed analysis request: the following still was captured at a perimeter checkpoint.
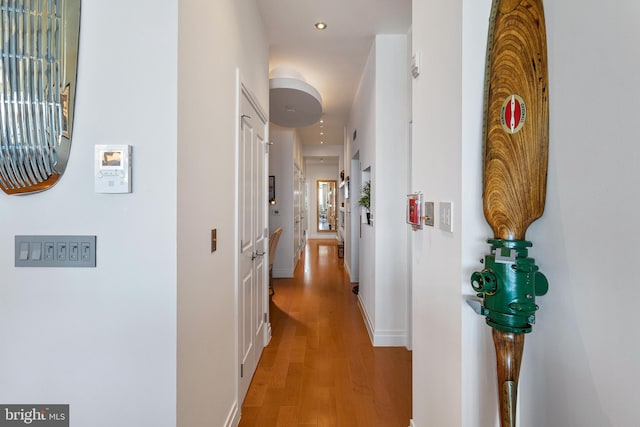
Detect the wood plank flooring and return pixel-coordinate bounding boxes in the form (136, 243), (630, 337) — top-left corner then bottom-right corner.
(239, 239), (412, 427)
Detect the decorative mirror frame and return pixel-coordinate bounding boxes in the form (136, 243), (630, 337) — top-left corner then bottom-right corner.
(316, 179), (337, 232)
(0, 0), (81, 194)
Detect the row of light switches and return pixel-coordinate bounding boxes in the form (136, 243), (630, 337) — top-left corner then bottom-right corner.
(18, 241), (90, 262)
(15, 235), (96, 267)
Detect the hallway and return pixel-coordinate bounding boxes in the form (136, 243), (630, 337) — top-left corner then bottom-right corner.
(239, 239), (412, 426)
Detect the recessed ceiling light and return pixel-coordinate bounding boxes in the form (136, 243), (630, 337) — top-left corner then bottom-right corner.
(315, 22), (327, 30)
(320, 132), (324, 135)
(320, 119), (324, 123)
(320, 141), (324, 144)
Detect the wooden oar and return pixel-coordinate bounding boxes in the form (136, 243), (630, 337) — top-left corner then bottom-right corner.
(472, 0), (549, 425)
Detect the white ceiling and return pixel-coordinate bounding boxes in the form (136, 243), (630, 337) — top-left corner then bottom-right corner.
(256, 0), (411, 146)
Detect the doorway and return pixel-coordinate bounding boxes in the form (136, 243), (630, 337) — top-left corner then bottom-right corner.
(349, 153), (361, 282)
(238, 82), (269, 403)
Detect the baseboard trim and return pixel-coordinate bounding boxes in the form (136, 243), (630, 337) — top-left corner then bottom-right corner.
(224, 400), (240, 427)
(357, 297), (375, 345)
(357, 297), (407, 347)
(307, 232), (337, 239)
(272, 267), (293, 278)
(372, 328), (407, 347)
(344, 261), (351, 278)
(264, 321), (272, 346)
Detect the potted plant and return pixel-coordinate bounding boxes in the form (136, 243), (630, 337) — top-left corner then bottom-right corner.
(358, 180), (371, 224)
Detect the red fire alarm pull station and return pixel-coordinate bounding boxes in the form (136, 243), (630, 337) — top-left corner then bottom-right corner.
(408, 194), (421, 226)
(407, 193), (434, 230)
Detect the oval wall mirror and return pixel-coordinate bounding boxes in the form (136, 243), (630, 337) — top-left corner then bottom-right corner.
(317, 180), (336, 232)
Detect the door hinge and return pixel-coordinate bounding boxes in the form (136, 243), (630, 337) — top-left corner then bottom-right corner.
(241, 363), (244, 378)
(264, 227), (268, 239)
(264, 313), (268, 323)
(240, 240), (243, 253)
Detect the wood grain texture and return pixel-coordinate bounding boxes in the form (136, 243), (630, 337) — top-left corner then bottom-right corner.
(239, 240), (412, 427)
(483, 0), (549, 240)
(482, 1), (549, 425)
(493, 329), (525, 427)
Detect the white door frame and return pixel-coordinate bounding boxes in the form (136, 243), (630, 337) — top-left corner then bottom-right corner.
(235, 72), (270, 408)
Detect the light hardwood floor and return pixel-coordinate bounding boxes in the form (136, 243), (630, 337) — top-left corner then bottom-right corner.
(239, 239), (412, 427)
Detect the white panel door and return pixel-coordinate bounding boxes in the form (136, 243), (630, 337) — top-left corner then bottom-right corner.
(238, 87), (268, 403)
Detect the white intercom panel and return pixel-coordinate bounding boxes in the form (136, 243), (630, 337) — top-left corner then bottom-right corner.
(95, 145), (132, 193)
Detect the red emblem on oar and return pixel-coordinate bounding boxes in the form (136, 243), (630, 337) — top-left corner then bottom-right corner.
(500, 94), (526, 134)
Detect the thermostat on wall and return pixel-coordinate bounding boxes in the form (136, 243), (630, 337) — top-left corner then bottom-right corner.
(95, 145), (132, 193)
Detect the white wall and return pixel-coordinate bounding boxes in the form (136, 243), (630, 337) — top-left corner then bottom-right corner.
(177, 0), (269, 426)
(269, 126), (297, 277)
(0, 0), (269, 424)
(348, 155), (361, 283)
(521, 1), (640, 425)
(349, 41), (376, 327)
(348, 36), (410, 347)
(411, 0), (463, 423)
(0, 1), (179, 426)
(461, 0), (497, 425)
(374, 35), (409, 346)
(412, 0), (640, 426)
(303, 144), (344, 172)
(349, 44), (376, 175)
(343, 129), (354, 278)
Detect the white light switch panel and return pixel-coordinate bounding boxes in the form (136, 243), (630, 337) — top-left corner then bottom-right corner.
(439, 202), (453, 232)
